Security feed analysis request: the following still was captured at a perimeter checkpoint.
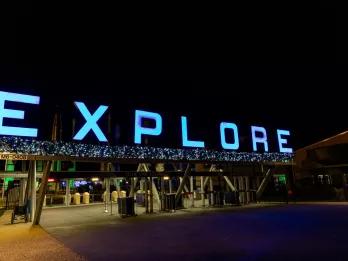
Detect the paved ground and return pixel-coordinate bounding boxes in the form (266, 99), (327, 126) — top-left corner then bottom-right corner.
(37, 203), (348, 261)
(0, 210), (85, 261)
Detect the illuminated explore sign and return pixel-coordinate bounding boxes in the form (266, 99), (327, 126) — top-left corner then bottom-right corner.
(0, 90), (293, 153)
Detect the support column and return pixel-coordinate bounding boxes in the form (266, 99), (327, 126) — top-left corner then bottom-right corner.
(256, 169), (272, 201)
(179, 177), (189, 192)
(241, 177), (246, 205)
(190, 176), (194, 208)
(33, 161), (52, 225)
(245, 176), (250, 204)
(238, 177), (243, 205)
(233, 177), (237, 189)
(203, 177), (209, 188)
(223, 176), (237, 192)
(140, 178), (145, 192)
(209, 177), (214, 206)
(130, 178), (135, 197)
(29, 161), (37, 222)
(151, 178), (160, 209)
(1, 180), (5, 200)
(200, 176), (205, 207)
(24, 167), (31, 204)
(169, 178), (173, 193)
(149, 177), (154, 213)
(106, 178), (110, 201)
(144, 178), (149, 213)
(175, 164), (191, 205)
(65, 179), (70, 206)
(160, 177), (165, 211)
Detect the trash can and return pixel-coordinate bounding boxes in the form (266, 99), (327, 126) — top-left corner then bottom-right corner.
(73, 193), (81, 205)
(135, 191), (145, 206)
(82, 192), (90, 204)
(117, 197), (135, 217)
(224, 191), (240, 205)
(224, 192), (235, 205)
(111, 191), (118, 202)
(164, 193), (181, 211)
(120, 190), (127, 198)
(213, 191), (224, 206)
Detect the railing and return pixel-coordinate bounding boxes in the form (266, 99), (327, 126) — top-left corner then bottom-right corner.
(43, 193), (106, 206)
(5, 187), (20, 209)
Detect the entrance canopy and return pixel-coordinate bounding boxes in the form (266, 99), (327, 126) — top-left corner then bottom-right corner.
(0, 137), (293, 164)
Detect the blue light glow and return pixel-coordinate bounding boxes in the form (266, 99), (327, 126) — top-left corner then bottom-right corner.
(0, 136), (294, 163)
(73, 102), (108, 142)
(277, 129), (293, 153)
(134, 110), (162, 144)
(181, 116), (205, 148)
(0, 91), (40, 137)
(251, 126), (268, 152)
(220, 122), (239, 150)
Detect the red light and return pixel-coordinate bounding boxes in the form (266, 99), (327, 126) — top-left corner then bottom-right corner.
(48, 178), (55, 182)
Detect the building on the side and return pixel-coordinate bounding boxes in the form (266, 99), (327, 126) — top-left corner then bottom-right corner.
(295, 131), (348, 201)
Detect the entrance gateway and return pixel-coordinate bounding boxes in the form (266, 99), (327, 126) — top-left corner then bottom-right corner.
(0, 90), (294, 225)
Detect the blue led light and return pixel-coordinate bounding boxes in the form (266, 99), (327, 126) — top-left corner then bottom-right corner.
(251, 126), (268, 152)
(0, 137), (293, 162)
(181, 116), (205, 148)
(277, 129), (293, 153)
(73, 102), (108, 142)
(220, 122), (239, 150)
(0, 136), (294, 163)
(134, 110), (162, 144)
(0, 91), (40, 137)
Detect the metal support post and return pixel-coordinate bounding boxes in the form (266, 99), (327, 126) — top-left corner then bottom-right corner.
(223, 176), (237, 192)
(256, 169), (272, 200)
(245, 176), (250, 204)
(240, 177), (246, 204)
(65, 179), (70, 206)
(179, 177), (190, 192)
(33, 161), (52, 225)
(161, 177), (165, 211)
(29, 161), (37, 222)
(209, 177), (214, 206)
(175, 164), (191, 205)
(201, 176), (205, 207)
(130, 178), (135, 197)
(144, 178), (149, 213)
(150, 177), (154, 213)
(104, 178), (110, 213)
(169, 178), (172, 193)
(190, 176), (194, 208)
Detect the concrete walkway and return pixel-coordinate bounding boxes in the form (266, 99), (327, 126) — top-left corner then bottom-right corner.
(2, 202), (348, 260)
(40, 202), (348, 261)
(0, 210), (85, 261)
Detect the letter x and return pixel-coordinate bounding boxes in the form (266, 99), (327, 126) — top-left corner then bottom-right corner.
(73, 102), (108, 142)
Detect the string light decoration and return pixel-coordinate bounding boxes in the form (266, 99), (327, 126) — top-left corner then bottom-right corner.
(0, 137), (293, 163)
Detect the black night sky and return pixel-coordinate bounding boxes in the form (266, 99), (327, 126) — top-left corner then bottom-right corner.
(2, 6), (346, 152)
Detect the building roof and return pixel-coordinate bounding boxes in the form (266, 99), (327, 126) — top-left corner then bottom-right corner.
(296, 130), (348, 152)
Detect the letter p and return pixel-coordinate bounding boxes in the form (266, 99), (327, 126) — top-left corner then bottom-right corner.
(134, 110), (162, 144)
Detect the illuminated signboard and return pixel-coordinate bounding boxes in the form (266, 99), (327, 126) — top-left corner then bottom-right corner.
(0, 90), (292, 153)
(0, 91), (40, 137)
